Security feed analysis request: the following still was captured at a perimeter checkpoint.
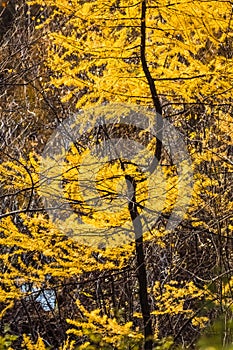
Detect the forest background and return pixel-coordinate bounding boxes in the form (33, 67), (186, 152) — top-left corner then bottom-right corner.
(0, 0), (232, 349)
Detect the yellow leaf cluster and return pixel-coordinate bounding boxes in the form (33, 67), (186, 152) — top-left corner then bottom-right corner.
(152, 280), (213, 317)
(28, 0), (233, 107)
(66, 299), (143, 349)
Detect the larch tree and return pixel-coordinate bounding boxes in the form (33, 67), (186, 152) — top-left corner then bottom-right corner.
(0, 0), (233, 349)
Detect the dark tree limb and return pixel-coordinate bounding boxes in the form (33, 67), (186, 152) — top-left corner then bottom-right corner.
(125, 174), (153, 350)
(140, 0), (163, 173)
(126, 1), (164, 349)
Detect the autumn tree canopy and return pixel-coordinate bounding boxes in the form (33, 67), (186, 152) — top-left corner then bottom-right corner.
(0, 0), (232, 349)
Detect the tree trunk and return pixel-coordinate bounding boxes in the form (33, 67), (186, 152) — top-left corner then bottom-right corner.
(125, 174), (153, 350)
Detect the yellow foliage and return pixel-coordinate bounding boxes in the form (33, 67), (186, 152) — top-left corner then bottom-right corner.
(22, 335), (47, 350)
(0, 213), (133, 309)
(1, 0), (232, 348)
(152, 280), (213, 317)
(192, 316), (209, 329)
(66, 299), (143, 349)
(28, 0), (233, 107)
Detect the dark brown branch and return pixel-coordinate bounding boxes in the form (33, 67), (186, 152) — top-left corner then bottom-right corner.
(140, 0), (163, 174)
(153, 74), (209, 81)
(125, 174), (153, 350)
(135, 1), (165, 348)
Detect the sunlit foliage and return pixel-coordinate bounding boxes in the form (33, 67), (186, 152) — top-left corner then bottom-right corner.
(0, 0), (232, 349)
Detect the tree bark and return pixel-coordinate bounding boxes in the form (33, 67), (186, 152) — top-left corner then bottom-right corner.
(125, 174), (153, 350)
(123, 1), (164, 349)
(140, 0), (163, 171)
